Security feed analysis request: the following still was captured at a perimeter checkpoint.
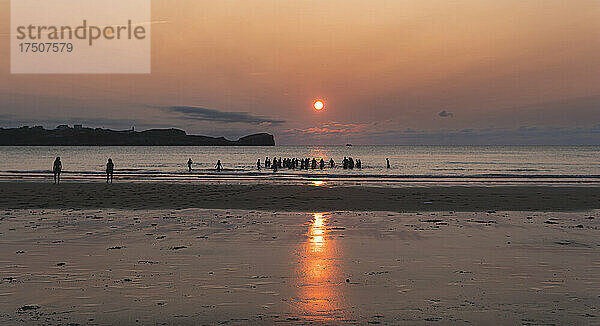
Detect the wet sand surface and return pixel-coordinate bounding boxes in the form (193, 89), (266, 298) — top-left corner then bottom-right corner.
(1, 183), (600, 211)
(1, 208), (599, 325)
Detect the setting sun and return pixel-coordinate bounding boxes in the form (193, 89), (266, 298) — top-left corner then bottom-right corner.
(313, 100), (324, 111)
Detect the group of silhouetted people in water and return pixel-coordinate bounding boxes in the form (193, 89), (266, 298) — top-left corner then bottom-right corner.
(52, 156), (114, 184)
(255, 156), (367, 172)
(185, 156), (377, 173)
(52, 155), (392, 183)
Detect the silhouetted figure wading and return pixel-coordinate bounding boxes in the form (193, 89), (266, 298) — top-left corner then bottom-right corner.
(386, 158), (391, 169)
(187, 158), (193, 172)
(215, 160), (223, 172)
(106, 158), (114, 183)
(53, 157), (62, 184)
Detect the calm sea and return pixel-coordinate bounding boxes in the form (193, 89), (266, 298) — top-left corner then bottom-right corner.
(1, 146), (599, 186)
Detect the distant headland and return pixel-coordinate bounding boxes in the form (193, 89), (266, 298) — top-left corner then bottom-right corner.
(0, 125), (275, 146)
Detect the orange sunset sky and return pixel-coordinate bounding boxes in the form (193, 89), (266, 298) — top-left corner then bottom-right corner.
(1, 0), (599, 144)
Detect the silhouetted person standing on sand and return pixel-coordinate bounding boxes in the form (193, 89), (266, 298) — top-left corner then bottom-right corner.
(53, 157), (62, 184)
(215, 160), (223, 172)
(106, 158), (114, 183)
(386, 158), (391, 169)
(187, 158), (193, 172)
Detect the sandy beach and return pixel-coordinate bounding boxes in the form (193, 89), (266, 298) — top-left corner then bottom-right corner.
(1, 183), (600, 212)
(3, 0), (599, 323)
(0, 183), (599, 325)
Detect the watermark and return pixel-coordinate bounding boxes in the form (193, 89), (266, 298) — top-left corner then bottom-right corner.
(11, 0), (151, 74)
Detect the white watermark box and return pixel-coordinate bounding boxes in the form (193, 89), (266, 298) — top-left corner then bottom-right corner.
(11, 0), (151, 74)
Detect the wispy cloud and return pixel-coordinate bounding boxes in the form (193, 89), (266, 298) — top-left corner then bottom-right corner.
(164, 106), (285, 125)
(280, 122), (366, 136)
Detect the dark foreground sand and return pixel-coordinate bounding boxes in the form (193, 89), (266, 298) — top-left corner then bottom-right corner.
(0, 208), (599, 325)
(1, 183), (600, 211)
(1, 183), (599, 325)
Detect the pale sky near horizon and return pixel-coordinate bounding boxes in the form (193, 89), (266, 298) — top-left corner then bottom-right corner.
(1, 0), (599, 144)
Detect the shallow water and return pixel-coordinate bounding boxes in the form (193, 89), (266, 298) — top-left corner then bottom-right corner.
(1, 145), (599, 186)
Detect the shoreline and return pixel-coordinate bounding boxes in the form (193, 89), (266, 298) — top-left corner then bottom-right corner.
(1, 182), (599, 211)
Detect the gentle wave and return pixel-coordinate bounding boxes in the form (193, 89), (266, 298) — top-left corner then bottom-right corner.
(3, 170), (600, 179)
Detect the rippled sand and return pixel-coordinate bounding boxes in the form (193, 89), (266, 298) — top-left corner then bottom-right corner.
(0, 208), (599, 325)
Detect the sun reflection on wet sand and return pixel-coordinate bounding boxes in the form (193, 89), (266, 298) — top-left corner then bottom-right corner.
(293, 213), (346, 320)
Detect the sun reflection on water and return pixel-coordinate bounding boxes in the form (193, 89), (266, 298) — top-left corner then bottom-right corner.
(294, 212), (346, 320)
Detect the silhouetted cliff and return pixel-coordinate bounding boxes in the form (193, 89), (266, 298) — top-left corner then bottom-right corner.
(0, 125), (275, 146)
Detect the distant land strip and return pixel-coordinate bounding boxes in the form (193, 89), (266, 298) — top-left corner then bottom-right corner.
(0, 125), (275, 146)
